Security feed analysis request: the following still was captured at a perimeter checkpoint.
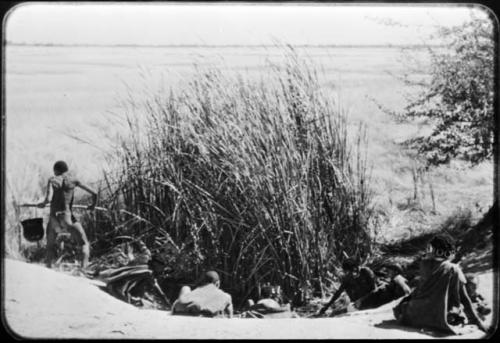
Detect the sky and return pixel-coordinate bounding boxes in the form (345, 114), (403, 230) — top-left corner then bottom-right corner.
(4, 3), (492, 46)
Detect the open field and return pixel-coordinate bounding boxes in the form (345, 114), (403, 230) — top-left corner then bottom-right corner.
(6, 45), (427, 183)
(5, 45), (493, 243)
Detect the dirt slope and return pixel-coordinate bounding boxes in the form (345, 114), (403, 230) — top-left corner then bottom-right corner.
(3, 258), (493, 339)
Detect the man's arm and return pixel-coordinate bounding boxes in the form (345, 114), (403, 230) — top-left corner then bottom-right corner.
(37, 179), (53, 208)
(152, 279), (171, 307)
(393, 275), (412, 296)
(77, 183), (98, 209)
(318, 284), (345, 315)
(460, 283), (487, 332)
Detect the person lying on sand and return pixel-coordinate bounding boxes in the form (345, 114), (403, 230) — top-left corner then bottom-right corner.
(354, 263), (412, 310)
(317, 258), (377, 317)
(393, 234), (488, 334)
(172, 271), (233, 318)
(242, 285), (299, 318)
(36, 160), (97, 269)
(465, 273), (491, 321)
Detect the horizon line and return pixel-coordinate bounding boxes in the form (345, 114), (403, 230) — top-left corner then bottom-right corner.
(5, 41), (443, 48)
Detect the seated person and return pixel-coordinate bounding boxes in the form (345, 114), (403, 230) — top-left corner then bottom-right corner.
(465, 273), (491, 321)
(317, 258), (377, 316)
(393, 234), (487, 334)
(243, 285), (298, 318)
(355, 263), (411, 309)
(172, 271), (233, 318)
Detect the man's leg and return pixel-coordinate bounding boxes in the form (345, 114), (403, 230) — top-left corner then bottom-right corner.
(45, 215), (59, 268)
(61, 213), (90, 268)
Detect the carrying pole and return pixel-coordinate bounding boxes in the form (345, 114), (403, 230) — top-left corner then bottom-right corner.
(19, 203), (108, 212)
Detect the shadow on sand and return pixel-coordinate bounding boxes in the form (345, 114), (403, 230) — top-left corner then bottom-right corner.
(374, 319), (450, 338)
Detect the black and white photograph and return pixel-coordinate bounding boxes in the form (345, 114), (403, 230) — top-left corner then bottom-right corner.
(2, 2), (497, 339)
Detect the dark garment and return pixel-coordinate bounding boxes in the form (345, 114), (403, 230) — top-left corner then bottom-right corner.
(394, 258), (468, 334)
(98, 264), (156, 302)
(357, 275), (409, 310)
(342, 267), (377, 302)
(49, 174), (80, 215)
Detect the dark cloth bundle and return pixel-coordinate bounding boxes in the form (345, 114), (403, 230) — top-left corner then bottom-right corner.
(97, 264), (160, 305)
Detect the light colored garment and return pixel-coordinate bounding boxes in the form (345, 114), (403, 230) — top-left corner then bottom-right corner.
(242, 298), (299, 318)
(172, 283), (232, 317)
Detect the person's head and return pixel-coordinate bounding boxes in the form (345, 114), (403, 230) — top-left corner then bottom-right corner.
(203, 270), (220, 288)
(53, 160), (69, 176)
(260, 285), (280, 300)
(342, 258), (360, 276)
(426, 234), (456, 260)
(261, 285), (273, 299)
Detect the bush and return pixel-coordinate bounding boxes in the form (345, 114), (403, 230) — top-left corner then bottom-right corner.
(99, 48), (375, 304)
(396, 14), (494, 166)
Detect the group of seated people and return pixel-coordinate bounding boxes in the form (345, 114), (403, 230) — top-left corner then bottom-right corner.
(318, 234), (490, 334)
(97, 234), (491, 335)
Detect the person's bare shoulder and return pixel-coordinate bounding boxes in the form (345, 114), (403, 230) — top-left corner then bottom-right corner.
(49, 175), (63, 188)
(65, 174), (81, 188)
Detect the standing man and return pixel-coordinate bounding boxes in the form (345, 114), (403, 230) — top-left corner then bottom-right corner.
(37, 160), (97, 269)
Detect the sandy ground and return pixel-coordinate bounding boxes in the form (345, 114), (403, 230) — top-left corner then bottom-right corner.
(3, 258), (495, 339)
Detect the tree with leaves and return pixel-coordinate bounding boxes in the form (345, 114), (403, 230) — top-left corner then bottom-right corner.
(390, 11), (498, 239)
(396, 13), (495, 167)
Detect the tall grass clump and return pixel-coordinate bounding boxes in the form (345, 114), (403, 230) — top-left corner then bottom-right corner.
(101, 48), (374, 305)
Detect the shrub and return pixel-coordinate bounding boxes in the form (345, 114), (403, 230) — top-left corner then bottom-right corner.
(395, 14), (495, 166)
